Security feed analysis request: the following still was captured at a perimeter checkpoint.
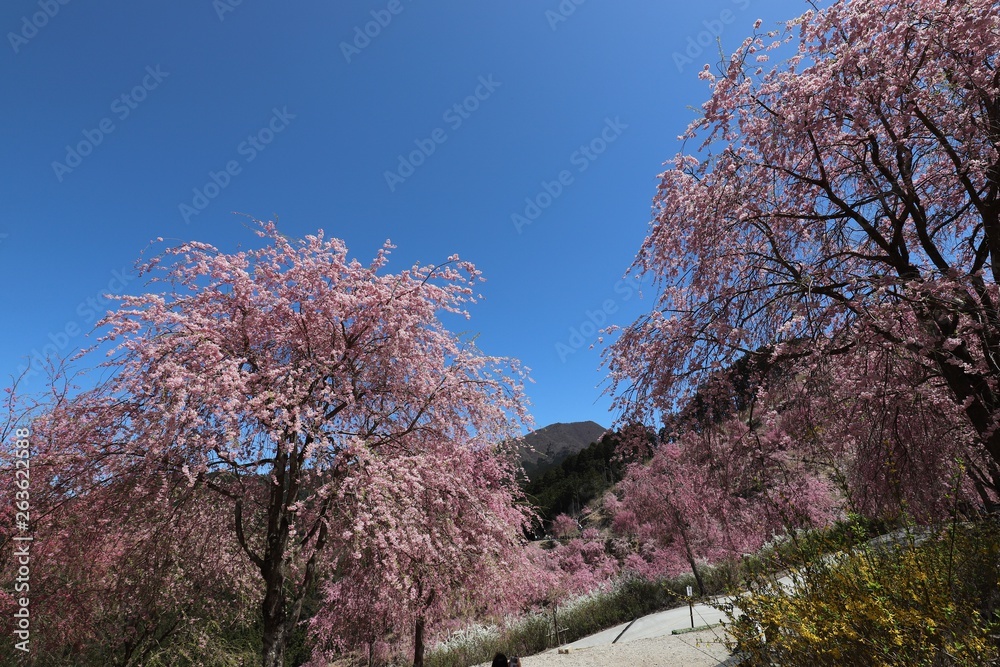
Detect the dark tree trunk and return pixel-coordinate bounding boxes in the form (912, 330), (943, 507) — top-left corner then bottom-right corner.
(683, 538), (707, 598)
(675, 510), (706, 597)
(261, 449), (292, 667)
(413, 616), (426, 667)
(926, 327), (1000, 492)
(261, 565), (288, 667)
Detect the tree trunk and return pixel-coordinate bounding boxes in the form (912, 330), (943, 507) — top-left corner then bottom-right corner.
(261, 449), (292, 667)
(676, 514), (706, 597)
(913, 304), (1000, 493)
(552, 604), (561, 645)
(413, 616), (426, 667)
(684, 541), (706, 597)
(261, 566), (287, 667)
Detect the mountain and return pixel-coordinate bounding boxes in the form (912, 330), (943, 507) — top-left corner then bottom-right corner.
(520, 420), (607, 479)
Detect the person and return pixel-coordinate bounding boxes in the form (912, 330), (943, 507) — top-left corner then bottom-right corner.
(491, 652), (508, 667)
(508, 657), (521, 667)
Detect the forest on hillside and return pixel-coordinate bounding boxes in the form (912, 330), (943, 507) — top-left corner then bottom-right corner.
(523, 432), (625, 526)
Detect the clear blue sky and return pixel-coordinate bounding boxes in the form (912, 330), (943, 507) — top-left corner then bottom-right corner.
(1, 0), (796, 431)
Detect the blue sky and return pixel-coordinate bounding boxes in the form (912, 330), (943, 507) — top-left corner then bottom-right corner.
(2, 0), (797, 431)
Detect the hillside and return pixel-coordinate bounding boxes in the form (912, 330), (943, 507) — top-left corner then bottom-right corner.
(523, 430), (625, 526)
(520, 420), (607, 479)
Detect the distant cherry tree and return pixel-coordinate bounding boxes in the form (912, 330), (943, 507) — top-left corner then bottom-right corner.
(551, 513), (579, 539)
(612, 418), (837, 593)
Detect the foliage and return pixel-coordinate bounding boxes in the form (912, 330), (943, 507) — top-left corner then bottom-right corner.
(525, 529), (620, 606)
(771, 347), (990, 523)
(728, 519), (1000, 666)
(0, 381), (259, 666)
(550, 513), (579, 539)
(308, 445), (533, 666)
(736, 513), (900, 580)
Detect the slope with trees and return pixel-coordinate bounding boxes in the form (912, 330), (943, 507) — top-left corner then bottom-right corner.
(519, 420), (608, 480)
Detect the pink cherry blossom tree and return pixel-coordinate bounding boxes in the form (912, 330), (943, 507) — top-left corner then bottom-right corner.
(607, 0), (1000, 499)
(763, 345), (991, 522)
(538, 527), (619, 601)
(307, 438), (533, 666)
(0, 368), (260, 665)
(551, 513), (579, 539)
(4, 222), (532, 667)
(612, 417), (838, 594)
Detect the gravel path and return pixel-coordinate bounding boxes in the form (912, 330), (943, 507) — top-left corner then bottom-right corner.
(484, 627), (738, 667)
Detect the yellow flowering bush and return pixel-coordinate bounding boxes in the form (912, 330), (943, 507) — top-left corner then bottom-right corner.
(727, 521), (1000, 666)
